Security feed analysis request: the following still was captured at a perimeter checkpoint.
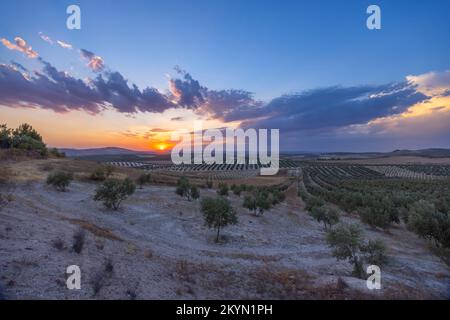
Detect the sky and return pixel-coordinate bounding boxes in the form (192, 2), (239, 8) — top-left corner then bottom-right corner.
(0, 0), (449, 152)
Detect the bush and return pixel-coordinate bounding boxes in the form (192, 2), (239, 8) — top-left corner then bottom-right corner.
(232, 184), (242, 197)
(201, 196), (238, 242)
(243, 195), (257, 215)
(72, 229), (85, 254)
(205, 179), (213, 189)
(94, 178), (136, 210)
(304, 196), (325, 211)
(137, 173), (152, 188)
(217, 182), (229, 196)
(46, 171), (73, 191)
(0, 124), (12, 149)
(190, 186), (200, 200)
(310, 205), (339, 230)
(255, 192), (271, 215)
(90, 165), (115, 181)
(326, 223), (388, 278)
(176, 176), (193, 200)
(360, 239), (388, 265)
(359, 206), (392, 230)
(408, 200), (450, 248)
(10, 124), (47, 155)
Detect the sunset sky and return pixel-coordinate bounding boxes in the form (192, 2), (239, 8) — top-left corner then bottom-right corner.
(1, 0), (449, 152)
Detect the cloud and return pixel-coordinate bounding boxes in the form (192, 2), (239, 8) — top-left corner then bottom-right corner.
(1, 37), (38, 58)
(39, 32), (53, 45)
(80, 49), (105, 72)
(407, 70), (450, 96)
(170, 116), (184, 121)
(56, 40), (73, 49)
(168, 67), (204, 107)
(237, 83), (428, 133)
(0, 60), (175, 114)
(149, 128), (170, 132)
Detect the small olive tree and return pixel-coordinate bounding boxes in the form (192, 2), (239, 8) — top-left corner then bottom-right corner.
(190, 185), (200, 200)
(176, 176), (193, 200)
(326, 223), (388, 278)
(46, 171), (73, 191)
(217, 182), (229, 196)
(201, 196), (238, 242)
(310, 205), (340, 230)
(94, 178), (136, 210)
(243, 195), (257, 215)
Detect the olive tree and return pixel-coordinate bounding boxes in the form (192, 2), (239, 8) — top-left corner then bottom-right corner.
(46, 171), (73, 192)
(310, 205), (340, 230)
(326, 223), (388, 278)
(94, 178), (136, 210)
(408, 200), (450, 248)
(176, 176), (195, 201)
(201, 196), (237, 242)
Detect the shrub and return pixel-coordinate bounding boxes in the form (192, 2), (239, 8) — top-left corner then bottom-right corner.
(243, 195), (257, 215)
(408, 200), (450, 248)
(90, 165), (115, 181)
(359, 206), (392, 230)
(201, 196), (238, 242)
(137, 173), (152, 188)
(360, 239), (388, 265)
(46, 171), (73, 191)
(217, 182), (229, 196)
(10, 123), (47, 156)
(304, 196), (325, 211)
(326, 223), (388, 278)
(190, 186), (200, 200)
(176, 176), (193, 200)
(94, 178), (136, 210)
(205, 179), (213, 189)
(90, 167), (107, 181)
(232, 185), (242, 197)
(310, 205), (340, 230)
(72, 229), (85, 254)
(255, 192), (271, 215)
(0, 124), (12, 149)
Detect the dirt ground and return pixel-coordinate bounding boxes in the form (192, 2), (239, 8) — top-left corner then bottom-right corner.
(0, 159), (449, 299)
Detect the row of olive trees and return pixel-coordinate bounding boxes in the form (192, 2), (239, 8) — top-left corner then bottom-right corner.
(300, 183), (388, 278)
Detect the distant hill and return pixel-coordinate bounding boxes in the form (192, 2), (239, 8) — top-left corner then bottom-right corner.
(319, 148), (450, 159)
(58, 147), (155, 157)
(387, 148), (450, 158)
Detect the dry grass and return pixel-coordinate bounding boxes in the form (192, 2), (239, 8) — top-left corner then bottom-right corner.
(63, 218), (123, 241)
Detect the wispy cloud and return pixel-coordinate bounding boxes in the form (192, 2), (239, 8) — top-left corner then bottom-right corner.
(1, 37), (38, 58)
(38, 32), (53, 45)
(56, 40), (73, 49)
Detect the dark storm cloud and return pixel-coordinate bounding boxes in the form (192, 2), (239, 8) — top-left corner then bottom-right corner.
(0, 60), (174, 114)
(238, 83), (428, 132)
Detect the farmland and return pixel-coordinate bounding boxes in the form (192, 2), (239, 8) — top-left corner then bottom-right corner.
(1, 154), (450, 299)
